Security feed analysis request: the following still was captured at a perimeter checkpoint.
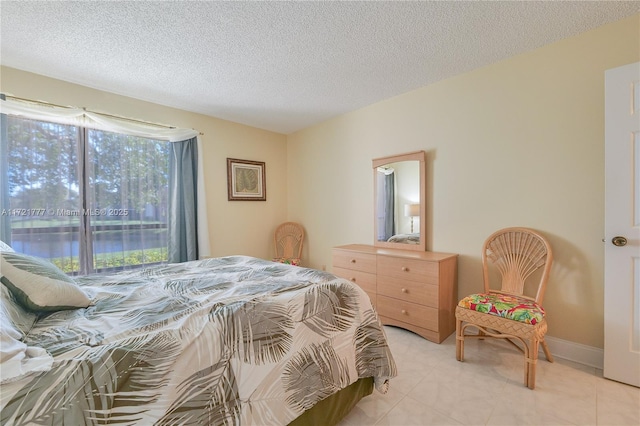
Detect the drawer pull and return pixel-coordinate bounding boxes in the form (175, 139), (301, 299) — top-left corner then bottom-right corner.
(350, 259), (356, 263)
(401, 288), (407, 293)
(401, 309), (407, 315)
(401, 267), (409, 272)
(350, 278), (357, 282)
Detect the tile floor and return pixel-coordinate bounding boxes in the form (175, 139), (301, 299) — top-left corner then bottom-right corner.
(338, 326), (640, 426)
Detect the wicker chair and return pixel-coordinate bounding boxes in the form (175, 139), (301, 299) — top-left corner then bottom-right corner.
(455, 227), (554, 389)
(273, 222), (304, 266)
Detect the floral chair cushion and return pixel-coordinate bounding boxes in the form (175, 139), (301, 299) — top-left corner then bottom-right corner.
(272, 257), (300, 266)
(458, 292), (545, 325)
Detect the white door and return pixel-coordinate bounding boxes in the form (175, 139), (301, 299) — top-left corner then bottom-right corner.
(604, 61), (640, 387)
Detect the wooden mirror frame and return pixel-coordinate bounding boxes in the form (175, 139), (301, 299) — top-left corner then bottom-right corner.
(372, 150), (426, 252)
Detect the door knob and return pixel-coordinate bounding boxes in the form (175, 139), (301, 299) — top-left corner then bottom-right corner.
(612, 236), (628, 247)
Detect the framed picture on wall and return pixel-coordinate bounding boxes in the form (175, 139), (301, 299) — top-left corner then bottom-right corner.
(227, 158), (266, 201)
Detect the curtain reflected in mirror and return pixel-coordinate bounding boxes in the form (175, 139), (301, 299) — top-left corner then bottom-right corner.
(376, 167), (395, 241)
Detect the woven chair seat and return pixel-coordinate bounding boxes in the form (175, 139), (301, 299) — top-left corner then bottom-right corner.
(272, 257), (300, 266)
(458, 292), (545, 325)
(456, 305), (548, 340)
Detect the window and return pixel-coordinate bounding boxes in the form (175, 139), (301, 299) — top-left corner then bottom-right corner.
(5, 116), (169, 274)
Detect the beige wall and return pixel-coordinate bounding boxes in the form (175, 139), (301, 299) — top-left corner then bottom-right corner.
(287, 14), (640, 348)
(0, 66), (288, 260)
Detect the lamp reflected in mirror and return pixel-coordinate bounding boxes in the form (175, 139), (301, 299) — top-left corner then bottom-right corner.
(404, 203), (420, 233)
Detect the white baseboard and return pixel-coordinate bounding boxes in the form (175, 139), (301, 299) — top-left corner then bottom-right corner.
(463, 329), (604, 370)
(544, 335), (604, 370)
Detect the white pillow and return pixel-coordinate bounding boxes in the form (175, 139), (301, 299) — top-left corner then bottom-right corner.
(1, 303), (53, 383)
(0, 240), (14, 252)
(0, 252), (91, 312)
(0, 285), (36, 334)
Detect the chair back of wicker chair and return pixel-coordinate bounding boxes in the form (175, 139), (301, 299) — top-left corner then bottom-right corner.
(273, 222), (304, 265)
(482, 227), (553, 303)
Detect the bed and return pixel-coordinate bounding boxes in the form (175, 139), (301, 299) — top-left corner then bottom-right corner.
(387, 232), (420, 244)
(0, 252), (396, 425)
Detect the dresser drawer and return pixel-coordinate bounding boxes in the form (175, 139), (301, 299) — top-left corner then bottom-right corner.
(377, 276), (438, 307)
(376, 295), (438, 331)
(333, 267), (376, 293)
(332, 250), (376, 273)
(377, 255), (438, 284)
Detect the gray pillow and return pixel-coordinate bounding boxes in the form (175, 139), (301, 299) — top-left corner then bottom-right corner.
(0, 252), (91, 312)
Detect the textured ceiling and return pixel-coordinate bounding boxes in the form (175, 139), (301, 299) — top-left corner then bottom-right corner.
(1, 1), (638, 134)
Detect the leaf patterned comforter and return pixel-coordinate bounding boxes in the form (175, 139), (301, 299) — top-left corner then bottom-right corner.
(0, 256), (397, 425)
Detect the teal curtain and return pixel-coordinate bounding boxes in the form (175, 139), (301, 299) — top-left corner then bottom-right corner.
(168, 137), (198, 262)
(0, 94), (11, 244)
(383, 172), (395, 240)
(376, 170), (395, 241)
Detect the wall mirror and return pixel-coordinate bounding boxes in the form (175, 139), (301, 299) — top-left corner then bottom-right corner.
(373, 150), (426, 251)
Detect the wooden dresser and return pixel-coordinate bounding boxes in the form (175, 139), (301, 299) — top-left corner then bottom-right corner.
(332, 244), (458, 343)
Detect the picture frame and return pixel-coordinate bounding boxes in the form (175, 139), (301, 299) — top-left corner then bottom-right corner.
(227, 158), (266, 201)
